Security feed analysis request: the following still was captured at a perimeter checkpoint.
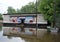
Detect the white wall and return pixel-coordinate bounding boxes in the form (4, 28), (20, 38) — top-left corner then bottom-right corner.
(3, 15), (10, 23)
(3, 14), (47, 24)
(34, 14), (47, 24)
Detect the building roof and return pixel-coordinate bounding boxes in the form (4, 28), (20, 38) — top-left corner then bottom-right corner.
(3, 12), (41, 15)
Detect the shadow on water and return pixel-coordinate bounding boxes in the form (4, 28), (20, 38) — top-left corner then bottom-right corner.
(0, 26), (60, 42)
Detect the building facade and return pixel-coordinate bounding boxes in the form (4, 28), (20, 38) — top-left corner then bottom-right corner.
(3, 13), (47, 28)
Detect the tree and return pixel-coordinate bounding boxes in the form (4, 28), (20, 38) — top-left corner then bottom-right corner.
(38, 0), (60, 27)
(20, 2), (36, 13)
(55, 0), (60, 28)
(7, 6), (16, 13)
(16, 9), (21, 13)
(38, 0), (54, 21)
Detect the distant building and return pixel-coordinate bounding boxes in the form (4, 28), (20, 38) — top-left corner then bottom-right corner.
(3, 13), (47, 28)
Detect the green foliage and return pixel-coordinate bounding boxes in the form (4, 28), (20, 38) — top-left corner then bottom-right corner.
(20, 2), (36, 13)
(16, 9), (21, 13)
(56, 0), (60, 13)
(38, 0), (60, 27)
(38, 0), (54, 22)
(7, 6), (16, 13)
(38, 0), (60, 21)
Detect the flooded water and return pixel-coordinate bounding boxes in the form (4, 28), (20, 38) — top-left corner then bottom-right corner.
(0, 26), (60, 42)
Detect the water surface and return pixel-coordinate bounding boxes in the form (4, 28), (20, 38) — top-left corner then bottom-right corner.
(0, 26), (60, 42)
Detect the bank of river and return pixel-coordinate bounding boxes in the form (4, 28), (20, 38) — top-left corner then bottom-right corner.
(0, 26), (60, 42)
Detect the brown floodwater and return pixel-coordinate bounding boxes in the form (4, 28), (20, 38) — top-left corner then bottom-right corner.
(0, 26), (60, 42)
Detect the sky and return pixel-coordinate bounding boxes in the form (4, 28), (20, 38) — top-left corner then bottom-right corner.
(0, 0), (36, 14)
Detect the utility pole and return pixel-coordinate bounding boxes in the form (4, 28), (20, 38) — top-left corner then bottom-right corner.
(54, 0), (56, 28)
(36, 0), (38, 37)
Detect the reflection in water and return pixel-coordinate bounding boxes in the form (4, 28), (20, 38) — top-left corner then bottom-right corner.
(0, 27), (25, 42)
(0, 33), (25, 42)
(0, 26), (60, 42)
(3, 33), (60, 42)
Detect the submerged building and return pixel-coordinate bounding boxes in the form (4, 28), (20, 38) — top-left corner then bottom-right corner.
(3, 13), (47, 28)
